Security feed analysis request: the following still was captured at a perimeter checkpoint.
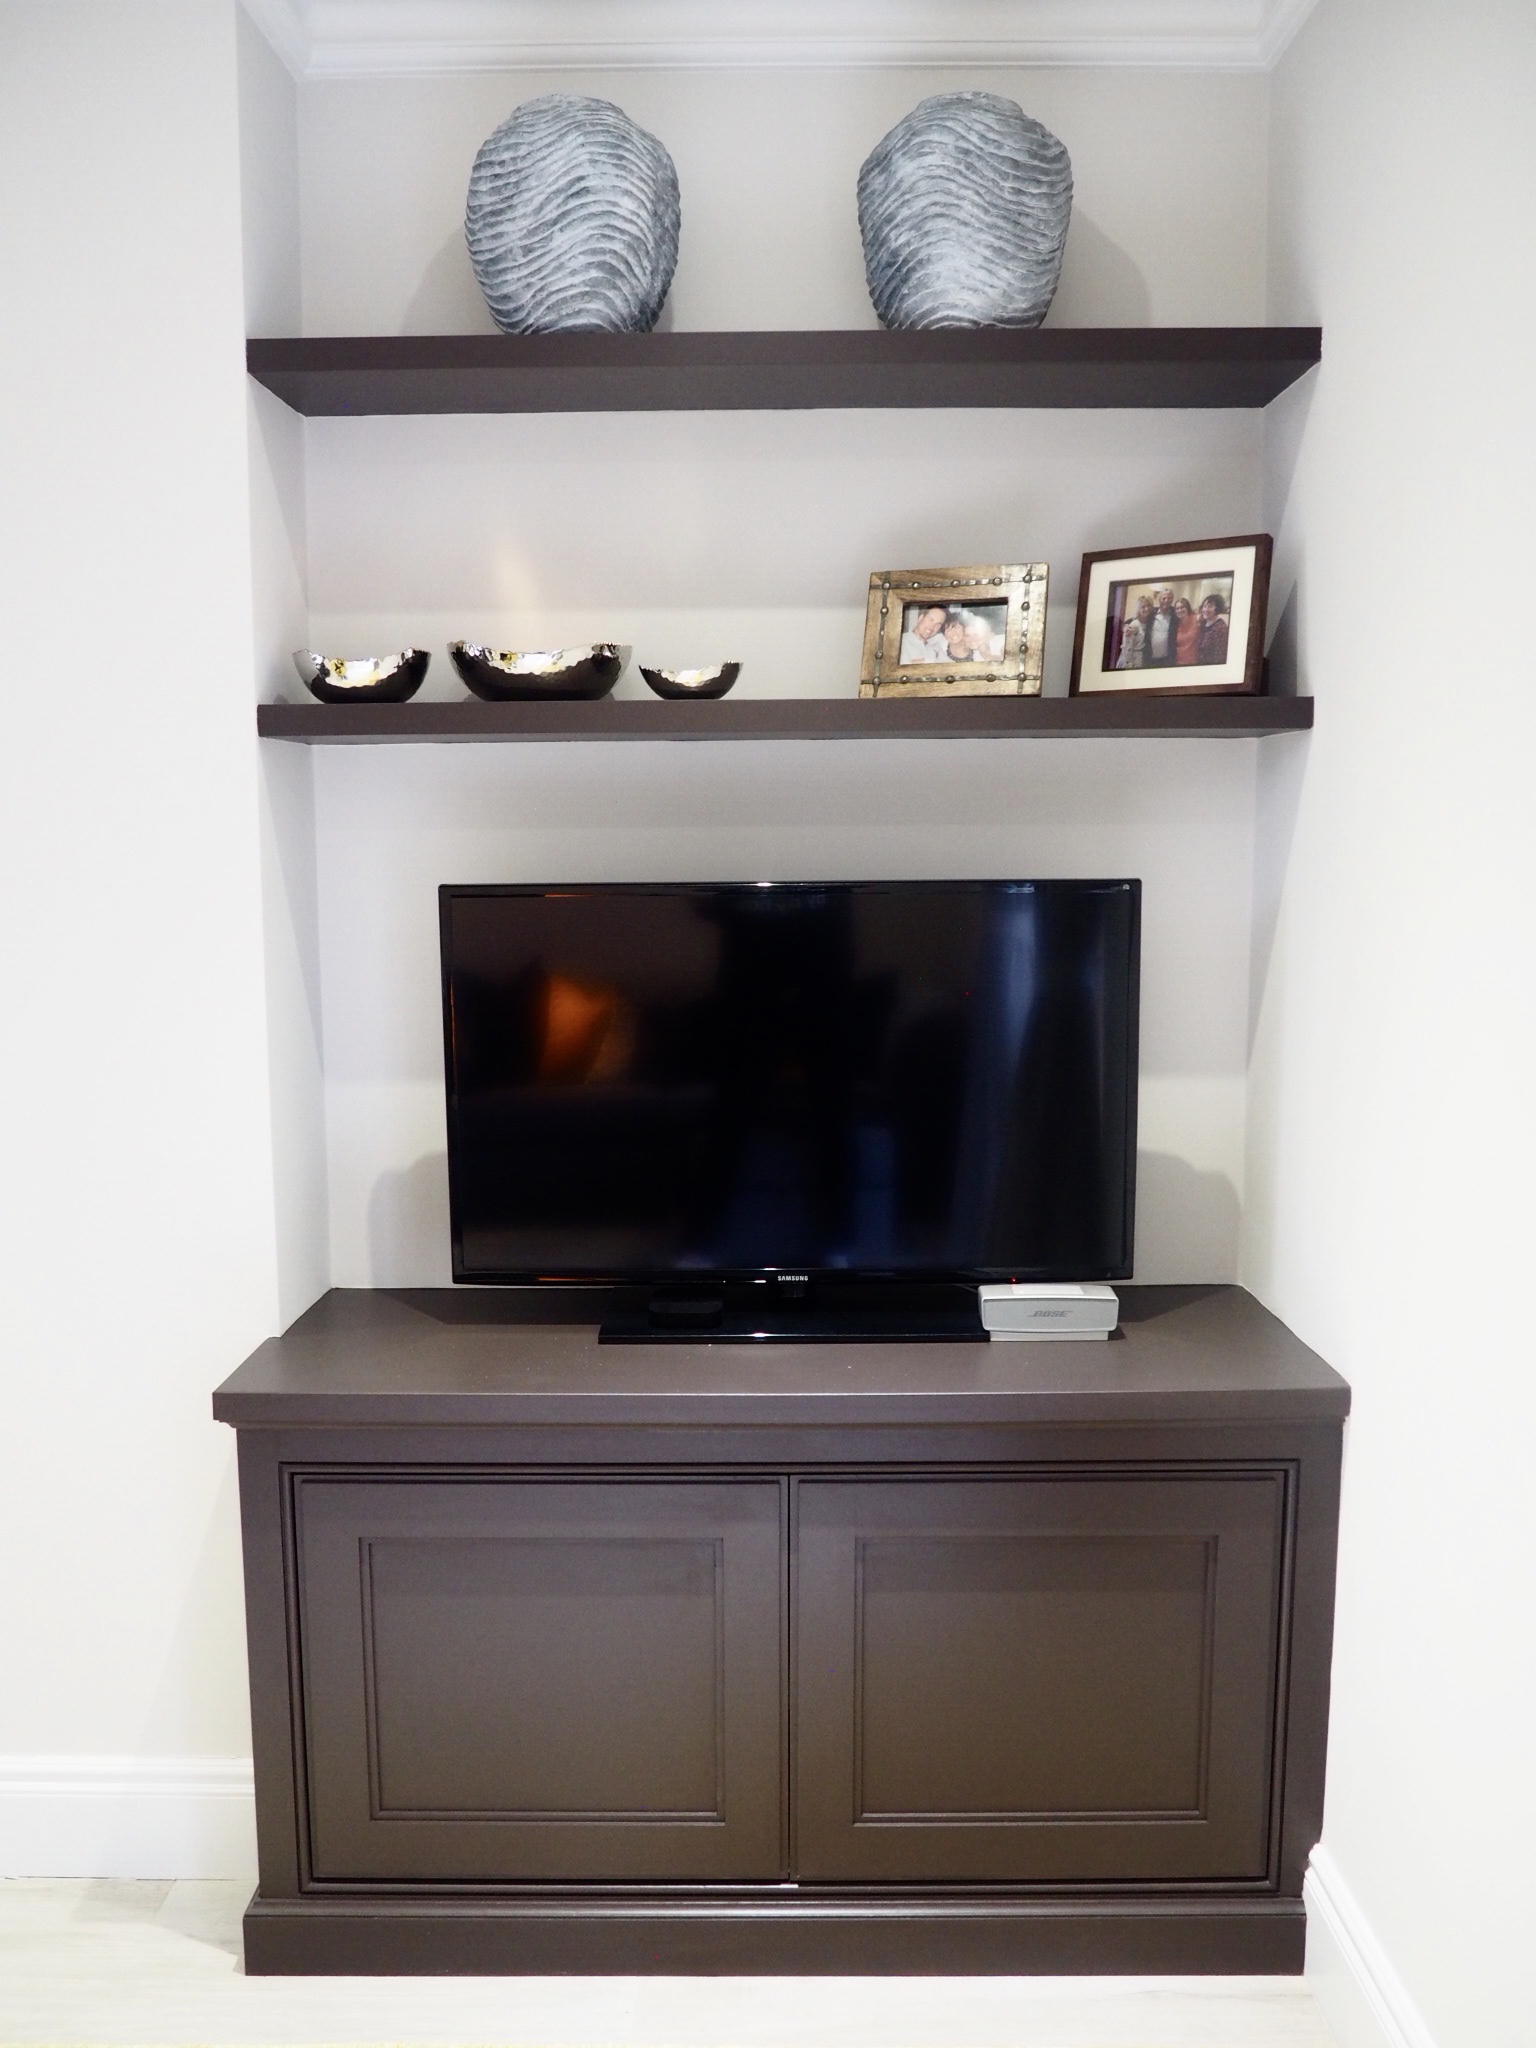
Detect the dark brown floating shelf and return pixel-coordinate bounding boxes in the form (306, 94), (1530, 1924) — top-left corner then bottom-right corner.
(247, 327), (1321, 417)
(257, 695), (1314, 744)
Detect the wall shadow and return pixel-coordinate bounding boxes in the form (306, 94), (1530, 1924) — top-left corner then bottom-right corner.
(1248, 368), (1319, 1052)
(367, 1153), (453, 1284)
(1133, 1149), (1241, 1282)
(1266, 580), (1300, 697)
(1248, 731), (1310, 1058)
(402, 231), (492, 335)
(1049, 213), (1152, 327)
(1263, 366), (1318, 534)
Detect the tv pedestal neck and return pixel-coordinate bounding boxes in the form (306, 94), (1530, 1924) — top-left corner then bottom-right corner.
(213, 1282), (1347, 1977)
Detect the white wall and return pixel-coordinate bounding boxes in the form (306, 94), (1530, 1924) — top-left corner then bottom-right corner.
(0, 0), (277, 1805)
(290, 63), (1271, 1286)
(1248, 2), (1536, 2044)
(304, 407), (1262, 703)
(319, 738), (1257, 1286)
(240, 3), (332, 1326)
(0, 6), (1297, 1878)
(296, 66), (1269, 335)
(295, 60), (1271, 703)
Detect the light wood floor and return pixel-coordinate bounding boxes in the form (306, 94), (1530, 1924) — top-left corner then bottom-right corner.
(0, 1881), (1339, 2047)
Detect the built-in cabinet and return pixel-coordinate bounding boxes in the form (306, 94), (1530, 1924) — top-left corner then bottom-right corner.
(236, 330), (1329, 1978)
(216, 1284), (1346, 1975)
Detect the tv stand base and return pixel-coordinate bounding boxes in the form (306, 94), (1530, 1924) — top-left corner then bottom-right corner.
(242, 1887), (1305, 1976)
(599, 1278), (987, 1342)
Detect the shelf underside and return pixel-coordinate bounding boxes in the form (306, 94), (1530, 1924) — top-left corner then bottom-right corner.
(247, 328), (1322, 416)
(257, 695), (1314, 744)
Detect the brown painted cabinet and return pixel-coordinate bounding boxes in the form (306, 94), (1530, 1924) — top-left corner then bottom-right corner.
(296, 1476), (784, 1884)
(215, 1285), (1347, 1976)
(793, 1473), (1284, 1885)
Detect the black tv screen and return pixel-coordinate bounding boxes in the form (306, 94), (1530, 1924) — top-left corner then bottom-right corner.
(440, 880), (1139, 1286)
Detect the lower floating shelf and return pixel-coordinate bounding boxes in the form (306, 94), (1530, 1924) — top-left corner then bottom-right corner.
(257, 695), (1314, 744)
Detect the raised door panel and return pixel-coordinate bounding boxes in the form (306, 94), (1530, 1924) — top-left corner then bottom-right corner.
(794, 1473), (1286, 1883)
(295, 1476), (784, 1883)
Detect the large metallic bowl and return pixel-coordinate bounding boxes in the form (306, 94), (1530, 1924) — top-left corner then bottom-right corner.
(640, 662), (741, 701)
(292, 648), (429, 704)
(449, 641), (629, 701)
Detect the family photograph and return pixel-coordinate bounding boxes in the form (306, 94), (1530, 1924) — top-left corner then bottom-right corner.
(1102, 575), (1234, 672)
(898, 599), (1008, 666)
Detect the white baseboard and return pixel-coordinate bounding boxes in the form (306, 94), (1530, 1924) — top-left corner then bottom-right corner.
(0, 1755), (256, 1879)
(1306, 1845), (1439, 2048)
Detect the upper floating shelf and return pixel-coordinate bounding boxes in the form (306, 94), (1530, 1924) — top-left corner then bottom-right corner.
(257, 696), (1314, 744)
(246, 328), (1322, 417)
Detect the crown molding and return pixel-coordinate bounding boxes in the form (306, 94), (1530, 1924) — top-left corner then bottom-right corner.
(240, 0), (311, 77)
(1256, 0), (1322, 64)
(240, 1), (1323, 82)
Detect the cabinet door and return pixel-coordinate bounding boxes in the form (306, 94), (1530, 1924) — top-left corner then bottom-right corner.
(794, 1473), (1285, 1883)
(295, 1476), (784, 1883)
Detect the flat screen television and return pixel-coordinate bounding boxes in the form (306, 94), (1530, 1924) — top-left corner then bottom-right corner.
(440, 880), (1139, 1339)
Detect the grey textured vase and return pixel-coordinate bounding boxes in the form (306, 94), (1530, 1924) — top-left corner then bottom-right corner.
(465, 94), (680, 334)
(858, 93), (1072, 330)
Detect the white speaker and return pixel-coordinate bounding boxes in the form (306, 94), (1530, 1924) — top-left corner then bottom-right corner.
(978, 1282), (1119, 1341)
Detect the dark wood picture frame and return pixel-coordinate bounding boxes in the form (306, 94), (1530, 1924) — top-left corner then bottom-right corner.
(1070, 533), (1273, 698)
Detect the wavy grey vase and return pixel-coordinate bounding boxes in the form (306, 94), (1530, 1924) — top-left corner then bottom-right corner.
(858, 93), (1072, 330)
(465, 94), (680, 334)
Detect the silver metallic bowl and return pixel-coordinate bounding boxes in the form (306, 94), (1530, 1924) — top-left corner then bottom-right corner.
(639, 662), (741, 701)
(449, 641), (629, 701)
(292, 648), (430, 704)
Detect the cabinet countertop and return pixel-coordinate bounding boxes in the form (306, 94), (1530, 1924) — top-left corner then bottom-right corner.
(212, 1284), (1349, 1430)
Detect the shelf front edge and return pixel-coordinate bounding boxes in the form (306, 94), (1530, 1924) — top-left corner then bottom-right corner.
(246, 328), (1322, 417)
(256, 698), (1315, 744)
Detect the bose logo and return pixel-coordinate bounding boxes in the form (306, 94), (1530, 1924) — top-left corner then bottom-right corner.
(1031, 1309), (1069, 1318)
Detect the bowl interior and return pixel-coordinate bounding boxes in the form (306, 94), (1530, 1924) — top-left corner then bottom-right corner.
(454, 642), (630, 675)
(640, 661), (741, 698)
(295, 649), (427, 688)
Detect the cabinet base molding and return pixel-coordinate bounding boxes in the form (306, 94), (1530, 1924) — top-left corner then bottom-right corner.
(242, 1889), (1305, 1976)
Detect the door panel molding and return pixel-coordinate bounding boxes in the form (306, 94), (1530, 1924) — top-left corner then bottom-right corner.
(294, 1475), (784, 1884)
(794, 1471), (1287, 1884)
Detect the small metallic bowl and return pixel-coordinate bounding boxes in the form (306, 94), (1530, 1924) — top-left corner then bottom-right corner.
(639, 662), (741, 701)
(449, 641), (629, 701)
(292, 649), (430, 704)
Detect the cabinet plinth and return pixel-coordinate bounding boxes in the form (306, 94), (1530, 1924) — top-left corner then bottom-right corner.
(215, 1283), (1346, 1976)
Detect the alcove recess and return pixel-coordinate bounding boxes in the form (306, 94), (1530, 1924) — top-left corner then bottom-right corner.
(250, 323), (1319, 746)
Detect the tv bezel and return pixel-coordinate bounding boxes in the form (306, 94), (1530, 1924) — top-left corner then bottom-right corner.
(439, 878), (1140, 1290)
